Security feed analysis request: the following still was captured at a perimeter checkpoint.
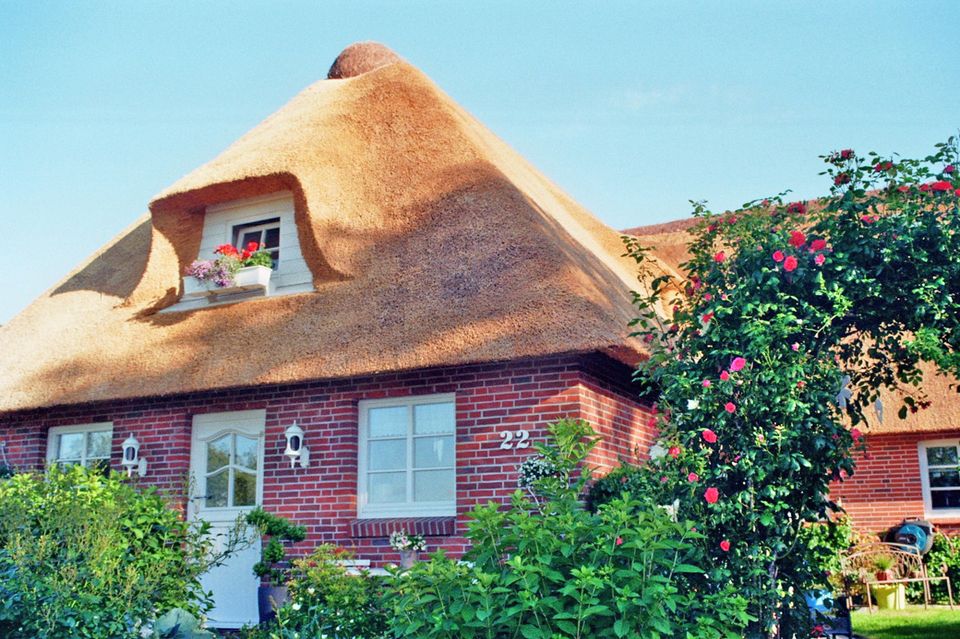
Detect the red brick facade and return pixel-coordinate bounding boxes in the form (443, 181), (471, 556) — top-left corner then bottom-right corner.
(0, 354), (652, 565)
(832, 430), (960, 536)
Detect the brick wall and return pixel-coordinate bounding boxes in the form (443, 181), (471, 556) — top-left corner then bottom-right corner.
(0, 354), (653, 566)
(832, 430), (960, 536)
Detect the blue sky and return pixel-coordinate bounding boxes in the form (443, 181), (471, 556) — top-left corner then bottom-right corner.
(2, 1), (957, 324)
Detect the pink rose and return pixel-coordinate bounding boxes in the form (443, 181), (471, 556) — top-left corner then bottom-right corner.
(729, 357), (746, 372)
(720, 539), (731, 552)
(704, 487), (719, 504)
(724, 402), (736, 414)
(702, 429), (718, 443)
(772, 250), (785, 263)
(814, 254), (825, 266)
(783, 255), (798, 272)
(809, 239), (827, 252)
(668, 446), (681, 458)
(720, 371), (730, 381)
(702, 379), (711, 388)
(714, 251), (726, 263)
(688, 472), (699, 482)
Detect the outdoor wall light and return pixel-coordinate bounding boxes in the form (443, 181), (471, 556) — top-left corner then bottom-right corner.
(284, 422), (310, 469)
(120, 435), (147, 477)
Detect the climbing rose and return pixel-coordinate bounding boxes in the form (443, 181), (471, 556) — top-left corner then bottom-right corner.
(861, 214), (879, 224)
(839, 149), (854, 160)
(772, 250), (785, 262)
(783, 255), (798, 272)
(897, 185), (910, 193)
(704, 487), (719, 504)
(851, 428), (863, 441)
(814, 254), (826, 266)
(688, 472), (699, 482)
(724, 402), (736, 414)
(946, 165), (956, 174)
(789, 231), (806, 247)
(720, 371), (730, 381)
(668, 446), (681, 458)
(931, 181), (953, 192)
(615, 536), (624, 546)
(786, 201), (806, 215)
(702, 379), (711, 388)
(702, 429), (717, 443)
(834, 172), (851, 186)
(714, 251), (726, 263)
(809, 238), (827, 252)
(729, 356), (746, 372)
(720, 540), (731, 552)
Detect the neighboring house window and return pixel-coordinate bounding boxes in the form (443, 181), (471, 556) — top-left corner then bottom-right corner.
(47, 423), (113, 471)
(358, 394), (456, 518)
(233, 217), (281, 269)
(918, 439), (960, 517)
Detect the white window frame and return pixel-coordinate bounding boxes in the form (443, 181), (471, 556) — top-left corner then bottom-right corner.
(46, 422), (114, 469)
(918, 438), (960, 519)
(357, 394), (457, 518)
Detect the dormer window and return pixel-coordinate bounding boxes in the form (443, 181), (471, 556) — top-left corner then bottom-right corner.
(165, 191), (313, 312)
(233, 218), (281, 269)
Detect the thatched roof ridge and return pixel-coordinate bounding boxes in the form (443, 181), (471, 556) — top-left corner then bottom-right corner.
(0, 45), (659, 414)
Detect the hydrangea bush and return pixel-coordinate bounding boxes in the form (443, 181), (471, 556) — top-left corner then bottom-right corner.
(621, 137), (960, 636)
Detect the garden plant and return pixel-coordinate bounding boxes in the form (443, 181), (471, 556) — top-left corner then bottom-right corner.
(613, 137), (960, 636)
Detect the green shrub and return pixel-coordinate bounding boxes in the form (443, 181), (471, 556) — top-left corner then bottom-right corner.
(0, 465), (234, 639)
(385, 419), (752, 639)
(914, 532), (960, 604)
(246, 507), (306, 585)
(270, 544), (388, 639)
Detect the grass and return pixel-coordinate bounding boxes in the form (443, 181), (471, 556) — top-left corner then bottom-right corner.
(851, 605), (960, 639)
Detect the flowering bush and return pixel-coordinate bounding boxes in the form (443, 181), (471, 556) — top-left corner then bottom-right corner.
(384, 419), (752, 639)
(623, 137), (960, 636)
(388, 530), (426, 552)
(186, 241), (272, 288)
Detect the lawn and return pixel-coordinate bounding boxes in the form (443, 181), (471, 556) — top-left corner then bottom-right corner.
(851, 606), (960, 639)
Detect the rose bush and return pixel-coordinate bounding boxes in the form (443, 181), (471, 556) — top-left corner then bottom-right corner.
(620, 137), (960, 636)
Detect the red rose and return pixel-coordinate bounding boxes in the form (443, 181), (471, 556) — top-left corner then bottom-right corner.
(839, 149), (854, 160)
(704, 487), (719, 504)
(861, 214), (878, 224)
(920, 183), (931, 192)
(834, 173), (851, 186)
(724, 402), (736, 414)
(931, 181), (953, 192)
(720, 539), (731, 552)
(788, 231), (805, 247)
(687, 472), (699, 482)
(714, 251), (726, 263)
(851, 428), (863, 441)
(809, 239), (826, 252)
(720, 371), (730, 381)
(874, 161), (894, 172)
(783, 255), (798, 272)
(702, 429), (718, 443)
(701, 312), (714, 323)
(786, 202), (806, 215)
(955, 189), (960, 197)
(772, 250), (785, 262)
(668, 446), (681, 458)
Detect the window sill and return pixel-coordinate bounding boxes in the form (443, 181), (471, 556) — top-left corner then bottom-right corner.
(350, 516), (456, 539)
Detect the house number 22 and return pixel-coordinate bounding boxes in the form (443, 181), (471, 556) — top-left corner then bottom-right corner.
(499, 430), (531, 450)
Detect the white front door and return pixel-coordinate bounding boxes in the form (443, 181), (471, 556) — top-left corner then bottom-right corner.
(189, 410), (266, 629)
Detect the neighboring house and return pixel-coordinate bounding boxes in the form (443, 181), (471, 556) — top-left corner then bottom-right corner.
(626, 220), (960, 536)
(0, 43), (665, 628)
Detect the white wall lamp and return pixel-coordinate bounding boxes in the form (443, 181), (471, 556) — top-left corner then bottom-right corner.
(121, 435), (148, 477)
(284, 422), (310, 469)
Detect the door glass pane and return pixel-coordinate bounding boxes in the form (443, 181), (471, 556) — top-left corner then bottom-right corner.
(927, 446), (958, 466)
(369, 440), (406, 470)
(931, 489), (960, 510)
(58, 433), (84, 460)
(207, 435), (231, 472)
(236, 435), (258, 470)
(206, 470), (229, 508)
(234, 471), (257, 506)
(87, 431), (112, 458)
(929, 469), (960, 488)
(414, 402), (454, 435)
(369, 406), (408, 438)
(368, 472), (405, 504)
(414, 436), (454, 469)
(413, 469), (455, 502)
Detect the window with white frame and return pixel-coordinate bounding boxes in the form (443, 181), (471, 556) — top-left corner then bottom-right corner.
(232, 217), (281, 269)
(358, 395), (456, 518)
(47, 423), (113, 471)
(919, 439), (960, 517)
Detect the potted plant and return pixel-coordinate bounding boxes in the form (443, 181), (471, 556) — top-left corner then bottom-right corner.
(872, 554), (896, 582)
(184, 241), (273, 298)
(245, 507), (307, 622)
(389, 529), (426, 568)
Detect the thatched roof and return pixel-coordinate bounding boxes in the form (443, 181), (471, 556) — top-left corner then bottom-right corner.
(626, 220), (960, 435)
(0, 43), (661, 414)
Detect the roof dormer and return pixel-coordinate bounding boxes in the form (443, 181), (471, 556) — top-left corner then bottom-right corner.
(163, 191), (313, 312)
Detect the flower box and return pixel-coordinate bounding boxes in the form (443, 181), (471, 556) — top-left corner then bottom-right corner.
(183, 265), (272, 299)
